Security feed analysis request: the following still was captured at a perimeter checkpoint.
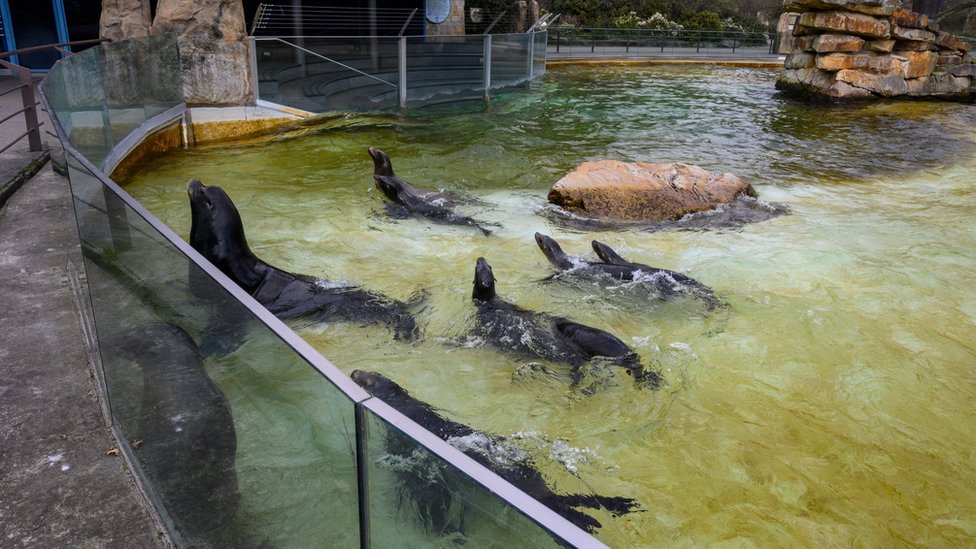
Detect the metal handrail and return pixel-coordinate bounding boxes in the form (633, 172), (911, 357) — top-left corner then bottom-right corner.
(0, 38), (110, 155)
(271, 38), (397, 89)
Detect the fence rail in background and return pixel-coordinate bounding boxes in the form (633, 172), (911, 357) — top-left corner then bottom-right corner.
(252, 30), (548, 113)
(548, 27), (777, 58)
(0, 38), (107, 154)
(41, 32), (599, 549)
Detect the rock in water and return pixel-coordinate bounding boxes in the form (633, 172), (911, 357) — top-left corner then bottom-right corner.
(547, 161), (757, 222)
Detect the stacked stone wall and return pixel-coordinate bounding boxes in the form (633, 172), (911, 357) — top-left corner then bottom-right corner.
(776, 0), (975, 99)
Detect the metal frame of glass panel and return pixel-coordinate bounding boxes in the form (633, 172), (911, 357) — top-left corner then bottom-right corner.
(40, 33), (604, 549)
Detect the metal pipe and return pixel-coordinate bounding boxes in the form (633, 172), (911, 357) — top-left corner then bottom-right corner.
(398, 8), (418, 36)
(484, 10), (507, 34)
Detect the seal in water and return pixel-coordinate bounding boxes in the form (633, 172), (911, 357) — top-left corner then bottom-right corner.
(351, 369), (640, 533)
(368, 147), (496, 235)
(187, 179), (419, 340)
(471, 257), (661, 387)
(535, 232), (720, 307)
(114, 323), (240, 546)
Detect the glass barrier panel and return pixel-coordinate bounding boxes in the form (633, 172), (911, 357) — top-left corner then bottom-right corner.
(44, 47), (111, 165)
(362, 406), (563, 548)
(255, 37), (400, 112)
(490, 34), (530, 90)
(64, 153), (361, 548)
(533, 31), (547, 79)
(404, 35), (485, 108)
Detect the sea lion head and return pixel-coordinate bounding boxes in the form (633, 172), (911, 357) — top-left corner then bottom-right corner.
(351, 369), (409, 400)
(367, 146), (394, 177)
(471, 257), (496, 302)
(534, 233), (573, 270)
(187, 179), (264, 292)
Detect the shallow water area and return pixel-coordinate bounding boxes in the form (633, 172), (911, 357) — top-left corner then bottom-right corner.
(122, 65), (976, 546)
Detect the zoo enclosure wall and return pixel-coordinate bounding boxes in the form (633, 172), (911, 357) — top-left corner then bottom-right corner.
(40, 32), (601, 549)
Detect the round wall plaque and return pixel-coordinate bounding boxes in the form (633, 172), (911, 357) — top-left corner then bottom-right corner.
(426, 0), (451, 24)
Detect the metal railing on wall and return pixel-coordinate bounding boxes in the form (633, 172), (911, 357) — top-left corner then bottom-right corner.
(40, 32), (601, 549)
(251, 30), (548, 114)
(549, 27), (777, 58)
(0, 38), (106, 155)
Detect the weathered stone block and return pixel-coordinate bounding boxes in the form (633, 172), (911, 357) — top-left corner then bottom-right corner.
(892, 25), (936, 42)
(936, 33), (973, 52)
(895, 50), (938, 78)
(798, 11), (890, 38)
(813, 34), (865, 53)
(827, 80), (875, 97)
(891, 8), (927, 29)
(906, 73), (972, 95)
(793, 36), (817, 51)
(816, 53), (907, 75)
(894, 39), (937, 51)
(925, 20), (940, 33)
(547, 161), (756, 222)
(949, 64), (976, 77)
(784, 0), (894, 16)
(835, 69), (908, 95)
(866, 40), (896, 53)
(965, 53), (976, 64)
(938, 53), (963, 65)
(785, 51), (817, 69)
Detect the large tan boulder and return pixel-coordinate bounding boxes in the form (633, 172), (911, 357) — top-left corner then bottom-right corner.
(152, 0), (253, 107)
(896, 50), (939, 78)
(547, 161), (757, 222)
(813, 34), (865, 53)
(835, 69), (908, 95)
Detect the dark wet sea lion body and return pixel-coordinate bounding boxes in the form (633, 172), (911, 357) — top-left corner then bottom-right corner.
(351, 369), (640, 533)
(471, 257), (660, 387)
(115, 323), (239, 545)
(368, 147), (495, 235)
(535, 233), (719, 306)
(187, 179), (418, 340)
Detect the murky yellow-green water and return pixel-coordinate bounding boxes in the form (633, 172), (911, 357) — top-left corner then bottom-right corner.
(121, 65), (976, 547)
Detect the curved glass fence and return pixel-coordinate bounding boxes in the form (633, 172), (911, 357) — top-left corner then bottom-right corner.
(252, 31), (547, 112)
(41, 33), (597, 548)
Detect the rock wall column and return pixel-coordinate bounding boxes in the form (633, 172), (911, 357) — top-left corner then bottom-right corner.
(151, 0), (254, 107)
(100, 0), (152, 41)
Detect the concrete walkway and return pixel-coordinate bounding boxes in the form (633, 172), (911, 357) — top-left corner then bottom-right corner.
(0, 76), (167, 547)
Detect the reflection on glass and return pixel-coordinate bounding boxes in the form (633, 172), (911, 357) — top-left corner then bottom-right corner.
(64, 154), (360, 548)
(364, 409), (561, 548)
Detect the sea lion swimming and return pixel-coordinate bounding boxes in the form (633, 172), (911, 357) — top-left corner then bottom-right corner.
(367, 147), (496, 235)
(535, 233), (720, 307)
(350, 369), (640, 533)
(471, 257), (660, 387)
(187, 179), (419, 340)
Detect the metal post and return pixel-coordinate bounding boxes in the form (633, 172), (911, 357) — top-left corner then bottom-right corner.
(397, 37), (407, 109)
(248, 37), (260, 104)
(354, 403), (371, 549)
(556, 29), (560, 53)
(526, 33), (534, 82)
(368, 0), (379, 71)
(483, 34), (492, 104)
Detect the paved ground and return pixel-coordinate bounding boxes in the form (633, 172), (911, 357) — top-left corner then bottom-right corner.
(0, 76), (168, 548)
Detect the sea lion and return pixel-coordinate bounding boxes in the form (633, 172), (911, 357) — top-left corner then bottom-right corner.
(114, 323), (239, 546)
(471, 257), (660, 387)
(351, 369), (640, 533)
(367, 147), (496, 235)
(187, 179), (419, 340)
(535, 233), (719, 307)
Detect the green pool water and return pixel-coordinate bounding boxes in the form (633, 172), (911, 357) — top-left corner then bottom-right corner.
(121, 64), (976, 547)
